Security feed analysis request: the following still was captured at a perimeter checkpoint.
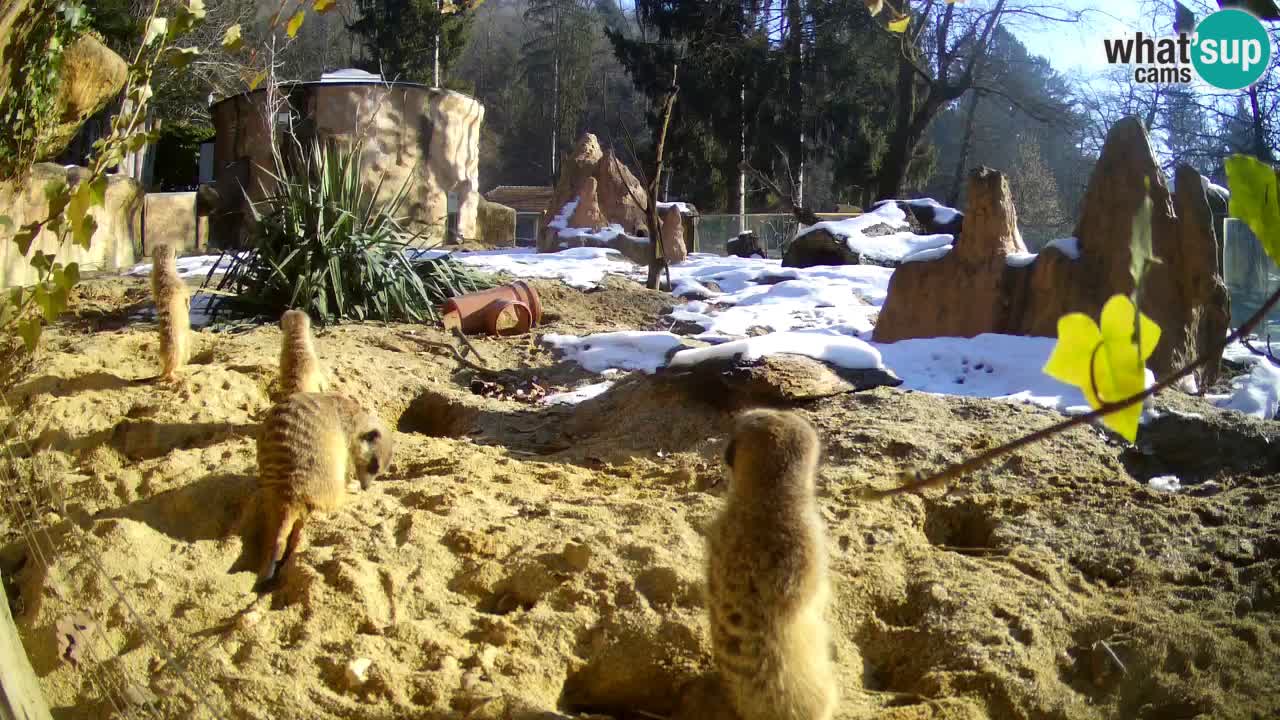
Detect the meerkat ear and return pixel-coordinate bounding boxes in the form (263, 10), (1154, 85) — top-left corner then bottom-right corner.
(723, 438), (737, 468)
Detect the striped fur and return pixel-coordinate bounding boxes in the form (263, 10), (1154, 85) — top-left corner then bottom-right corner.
(279, 309), (329, 395)
(150, 244), (190, 381)
(254, 392), (393, 592)
(706, 409), (837, 720)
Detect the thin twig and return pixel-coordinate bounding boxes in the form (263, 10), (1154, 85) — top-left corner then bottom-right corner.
(451, 326), (489, 363)
(873, 282), (1280, 498)
(397, 332), (498, 375)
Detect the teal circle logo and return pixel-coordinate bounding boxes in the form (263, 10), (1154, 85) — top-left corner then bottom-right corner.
(1192, 9), (1272, 90)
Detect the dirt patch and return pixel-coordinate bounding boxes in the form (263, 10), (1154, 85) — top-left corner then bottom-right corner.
(1, 273), (1278, 719)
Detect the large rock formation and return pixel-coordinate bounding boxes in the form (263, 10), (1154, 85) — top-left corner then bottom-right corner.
(538, 133), (649, 252)
(1, 2), (128, 166)
(659, 204), (688, 264)
(1, 164), (142, 288)
(873, 117), (1230, 386)
(566, 177), (609, 231)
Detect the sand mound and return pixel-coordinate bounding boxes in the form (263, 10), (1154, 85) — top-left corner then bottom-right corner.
(1, 274), (1278, 719)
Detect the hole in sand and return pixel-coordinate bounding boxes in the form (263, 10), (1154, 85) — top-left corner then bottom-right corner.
(396, 389), (478, 438)
(923, 500), (1000, 552)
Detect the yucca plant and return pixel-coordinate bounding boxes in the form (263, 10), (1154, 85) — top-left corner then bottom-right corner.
(205, 138), (492, 325)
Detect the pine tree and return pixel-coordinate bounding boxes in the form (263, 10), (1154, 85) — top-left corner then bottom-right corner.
(1010, 137), (1069, 249)
(350, 0), (479, 86)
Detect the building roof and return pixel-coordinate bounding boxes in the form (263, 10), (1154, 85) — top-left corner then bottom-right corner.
(485, 185), (554, 213)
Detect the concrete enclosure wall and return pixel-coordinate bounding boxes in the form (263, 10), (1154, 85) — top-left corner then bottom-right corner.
(209, 83), (484, 248)
(0, 164), (141, 289)
(143, 192), (207, 256)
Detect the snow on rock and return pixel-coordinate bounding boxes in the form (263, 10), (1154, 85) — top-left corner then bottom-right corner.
(1005, 251), (1038, 268)
(794, 203), (954, 264)
(547, 198), (579, 231)
(1045, 237), (1081, 259)
(667, 331), (883, 371)
(899, 197), (961, 225)
(1212, 356), (1280, 420)
(451, 247), (635, 290)
(1148, 475), (1182, 493)
(556, 224), (628, 246)
(543, 331), (685, 374)
(900, 245), (953, 264)
(657, 201), (695, 214)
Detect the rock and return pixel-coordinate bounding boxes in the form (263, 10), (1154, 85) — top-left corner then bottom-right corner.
(659, 204), (688, 264)
(43, 35), (127, 161)
(605, 234), (653, 266)
(726, 231), (764, 258)
(476, 197), (516, 247)
(873, 117), (1230, 386)
(567, 177), (609, 231)
(669, 353), (903, 404)
(344, 658), (374, 689)
(144, 192), (206, 256)
(874, 198), (965, 237)
(783, 227), (871, 268)
(1, 164), (142, 289)
(539, 134), (650, 252)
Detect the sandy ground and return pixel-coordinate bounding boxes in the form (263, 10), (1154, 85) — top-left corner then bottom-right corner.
(1, 272), (1278, 720)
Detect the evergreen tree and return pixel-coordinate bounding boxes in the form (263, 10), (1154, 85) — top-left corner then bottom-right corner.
(350, 0), (479, 85)
(1010, 137), (1069, 248)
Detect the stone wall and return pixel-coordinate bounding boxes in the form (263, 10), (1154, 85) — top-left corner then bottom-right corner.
(143, 192), (207, 256)
(0, 164), (142, 288)
(209, 83), (484, 248)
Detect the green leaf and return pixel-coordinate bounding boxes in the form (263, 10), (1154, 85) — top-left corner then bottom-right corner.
(64, 262), (80, 288)
(13, 224), (40, 256)
(17, 318), (42, 351)
(287, 9), (306, 38)
(88, 176), (107, 207)
(1225, 155), (1280, 267)
(44, 180), (70, 216)
(222, 24), (243, 52)
(68, 180), (97, 249)
(165, 46), (202, 69)
(0, 215), (11, 235)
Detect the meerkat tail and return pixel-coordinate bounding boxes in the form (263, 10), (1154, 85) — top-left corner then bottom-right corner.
(254, 497), (306, 593)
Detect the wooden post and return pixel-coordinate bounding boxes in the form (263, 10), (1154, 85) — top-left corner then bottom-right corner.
(0, 574), (53, 720)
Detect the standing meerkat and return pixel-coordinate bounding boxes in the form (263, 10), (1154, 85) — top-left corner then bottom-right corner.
(705, 408), (838, 720)
(278, 309), (329, 395)
(254, 392), (393, 592)
(150, 243), (190, 382)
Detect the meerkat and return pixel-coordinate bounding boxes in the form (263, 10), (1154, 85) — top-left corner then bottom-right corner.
(253, 392), (393, 592)
(278, 309), (329, 395)
(150, 243), (190, 382)
(705, 408), (838, 720)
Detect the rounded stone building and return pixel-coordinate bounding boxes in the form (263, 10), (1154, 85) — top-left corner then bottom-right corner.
(207, 69), (484, 248)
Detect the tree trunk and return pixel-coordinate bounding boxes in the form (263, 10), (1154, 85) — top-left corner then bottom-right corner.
(786, 0), (805, 205)
(1248, 85), (1273, 162)
(646, 64), (680, 290)
(875, 66), (945, 200)
(0, 575), (53, 720)
(946, 91), (982, 206)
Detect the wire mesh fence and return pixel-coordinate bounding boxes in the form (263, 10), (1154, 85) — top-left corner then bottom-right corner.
(1223, 218), (1280, 336)
(694, 214), (800, 258)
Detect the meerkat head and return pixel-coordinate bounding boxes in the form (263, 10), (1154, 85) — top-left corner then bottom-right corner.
(723, 409), (821, 497)
(152, 244), (176, 265)
(352, 414), (394, 490)
(281, 309), (311, 334)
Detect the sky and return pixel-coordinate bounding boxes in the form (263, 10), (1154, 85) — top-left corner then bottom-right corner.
(1007, 1), (1146, 76)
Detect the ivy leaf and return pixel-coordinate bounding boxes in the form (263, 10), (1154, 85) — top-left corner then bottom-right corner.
(314, 0), (336, 13)
(1043, 294), (1161, 442)
(166, 46), (201, 69)
(144, 17), (169, 46)
(249, 69), (268, 90)
(887, 14), (911, 32)
(64, 262), (80, 288)
(222, 24), (243, 52)
(287, 10), (306, 38)
(88, 176), (107, 207)
(1225, 155), (1280, 267)
(187, 0), (207, 22)
(44, 180), (70, 217)
(68, 180), (98, 249)
(17, 317), (42, 351)
(13, 223), (40, 256)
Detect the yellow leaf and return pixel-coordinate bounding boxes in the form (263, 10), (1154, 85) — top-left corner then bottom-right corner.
(222, 24), (243, 52)
(1042, 294), (1160, 442)
(287, 9), (306, 38)
(314, 0), (336, 13)
(865, 0), (884, 16)
(249, 69), (268, 90)
(887, 14), (911, 32)
(144, 17), (168, 45)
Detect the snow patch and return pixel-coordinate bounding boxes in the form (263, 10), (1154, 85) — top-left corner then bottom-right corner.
(898, 197), (960, 224)
(543, 331), (684, 374)
(667, 331), (883, 371)
(657, 201), (695, 214)
(1005, 251), (1038, 268)
(900, 245), (953, 264)
(1213, 356), (1280, 420)
(450, 247), (635, 290)
(1147, 475), (1182, 493)
(542, 379), (616, 405)
(1045, 237), (1081, 259)
(795, 203), (954, 264)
